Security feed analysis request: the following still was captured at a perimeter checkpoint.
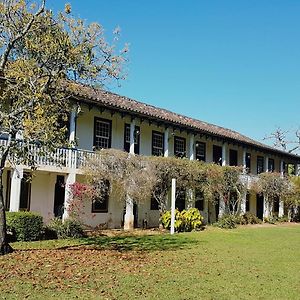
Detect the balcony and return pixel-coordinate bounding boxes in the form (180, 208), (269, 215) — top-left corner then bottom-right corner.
(240, 173), (259, 189)
(0, 139), (95, 171)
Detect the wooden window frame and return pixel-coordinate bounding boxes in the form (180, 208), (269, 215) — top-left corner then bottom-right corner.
(195, 141), (206, 162)
(268, 158), (275, 172)
(229, 149), (238, 166)
(93, 117), (112, 149)
(92, 180), (110, 213)
(152, 130), (164, 156)
(257, 156), (264, 174)
(124, 123), (140, 154)
(174, 136), (186, 158)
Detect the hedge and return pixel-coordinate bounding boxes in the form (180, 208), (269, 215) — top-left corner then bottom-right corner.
(6, 211), (43, 241)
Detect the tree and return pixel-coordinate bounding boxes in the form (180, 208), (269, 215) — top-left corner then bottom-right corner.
(149, 156), (202, 213)
(253, 172), (290, 218)
(0, 0), (127, 255)
(80, 149), (156, 221)
(265, 127), (300, 154)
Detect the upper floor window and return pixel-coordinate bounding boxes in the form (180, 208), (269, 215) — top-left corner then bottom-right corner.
(124, 124), (140, 154)
(229, 149), (238, 166)
(174, 136), (186, 158)
(246, 153), (251, 173)
(268, 158), (275, 172)
(213, 145), (222, 165)
(257, 156), (264, 174)
(152, 131), (164, 156)
(93, 117), (112, 149)
(195, 142), (206, 162)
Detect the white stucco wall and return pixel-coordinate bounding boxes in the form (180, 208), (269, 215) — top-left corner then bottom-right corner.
(30, 171), (56, 223)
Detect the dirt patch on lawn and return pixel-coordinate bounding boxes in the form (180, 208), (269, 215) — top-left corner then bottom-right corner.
(237, 222), (300, 228)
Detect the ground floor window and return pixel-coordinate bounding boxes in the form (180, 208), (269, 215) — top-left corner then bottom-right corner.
(273, 196), (280, 214)
(92, 180), (110, 213)
(176, 189), (186, 211)
(150, 196), (159, 210)
(246, 193), (250, 212)
(195, 190), (204, 211)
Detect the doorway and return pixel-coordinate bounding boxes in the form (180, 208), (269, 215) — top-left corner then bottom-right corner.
(256, 194), (264, 220)
(53, 175), (65, 218)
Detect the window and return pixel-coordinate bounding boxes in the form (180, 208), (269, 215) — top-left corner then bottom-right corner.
(19, 173), (31, 211)
(246, 193), (250, 212)
(246, 153), (251, 173)
(268, 158), (275, 172)
(152, 131), (164, 156)
(229, 149), (238, 166)
(174, 136), (186, 158)
(150, 196), (159, 210)
(124, 124), (140, 154)
(257, 156), (264, 174)
(93, 118), (112, 149)
(195, 142), (206, 161)
(195, 190), (204, 211)
(176, 189), (186, 211)
(92, 180), (110, 213)
(213, 145), (222, 165)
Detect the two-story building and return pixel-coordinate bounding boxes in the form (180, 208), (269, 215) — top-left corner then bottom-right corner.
(2, 84), (300, 228)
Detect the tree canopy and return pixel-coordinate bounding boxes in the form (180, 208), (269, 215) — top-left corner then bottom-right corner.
(0, 0), (128, 255)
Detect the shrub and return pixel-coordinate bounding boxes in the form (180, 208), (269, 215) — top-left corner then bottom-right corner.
(47, 218), (84, 239)
(6, 211), (43, 241)
(214, 214), (237, 229)
(240, 213), (262, 225)
(161, 208), (203, 232)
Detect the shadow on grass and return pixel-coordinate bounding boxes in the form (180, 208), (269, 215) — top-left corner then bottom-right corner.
(55, 233), (201, 252)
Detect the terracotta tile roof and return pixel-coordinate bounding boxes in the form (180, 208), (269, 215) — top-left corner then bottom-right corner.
(67, 83), (300, 161)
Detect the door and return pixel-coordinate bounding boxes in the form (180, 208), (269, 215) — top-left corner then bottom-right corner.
(256, 194), (264, 220)
(54, 175), (65, 218)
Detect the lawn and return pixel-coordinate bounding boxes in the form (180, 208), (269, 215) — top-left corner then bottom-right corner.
(1, 224), (300, 300)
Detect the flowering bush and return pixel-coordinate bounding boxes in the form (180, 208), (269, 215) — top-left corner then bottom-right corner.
(161, 208), (203, 232)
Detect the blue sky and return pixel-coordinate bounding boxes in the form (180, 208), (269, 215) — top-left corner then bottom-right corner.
(47, 0), (300, 145)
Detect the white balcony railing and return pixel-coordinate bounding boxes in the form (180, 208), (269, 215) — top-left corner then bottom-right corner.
(0, 139), (95, 170)
(240, 173), (259, 188)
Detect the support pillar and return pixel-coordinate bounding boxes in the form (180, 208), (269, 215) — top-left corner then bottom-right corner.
(124, 196), (134, 230)
(9, 167), (23, 212)
(240, 193), (246, 215)
(263, 196), (271, 219)
(189, 134), (194, 161)
(164, 128), (169, 157)
(62, 172), (76, 221)
(278, 199), (284, 217)
(295, 164), (300, 176)
(69, 106), (77, 145)
(222, 143), (228, 166)
(242, 149), (247, 174)
(219, 197), (226, 218)
(129, 120), (135, 155)
(265, 156), (269, 172)
(280, 160), (284, 177)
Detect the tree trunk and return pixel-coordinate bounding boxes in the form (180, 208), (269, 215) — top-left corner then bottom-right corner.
(0, 144), (13, 255)
(0, 169), (13, 255)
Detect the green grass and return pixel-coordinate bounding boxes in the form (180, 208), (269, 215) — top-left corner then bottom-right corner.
(1, 224), (300, 300)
